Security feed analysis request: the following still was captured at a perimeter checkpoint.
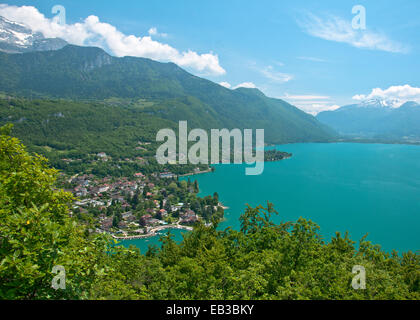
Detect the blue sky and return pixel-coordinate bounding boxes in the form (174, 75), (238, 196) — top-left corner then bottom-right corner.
(1, 0), (419, 113)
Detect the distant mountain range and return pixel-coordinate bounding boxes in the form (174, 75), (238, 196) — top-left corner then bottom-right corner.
(0, 42), (336, 144)
(317, 99), (420, 142)
(0, 16), (67, 53)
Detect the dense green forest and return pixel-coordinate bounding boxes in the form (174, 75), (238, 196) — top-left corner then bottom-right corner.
(0, 97), (172, 158)
(0, 97), (214, 176)
(0, 45), (336, 144)
(1, 126), (418, 300)
(0, 97), (288, 176)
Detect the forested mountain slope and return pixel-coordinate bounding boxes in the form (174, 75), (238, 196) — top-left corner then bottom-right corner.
(0, 45), (336, 144)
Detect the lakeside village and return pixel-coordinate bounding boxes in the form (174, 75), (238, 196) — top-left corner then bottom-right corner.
(62, 153), (224, 240)
(58, 144), (291, 240)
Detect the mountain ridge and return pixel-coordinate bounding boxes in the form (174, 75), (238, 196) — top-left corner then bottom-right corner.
(0, 44), (336, 144)
(317, 100), (420, 141)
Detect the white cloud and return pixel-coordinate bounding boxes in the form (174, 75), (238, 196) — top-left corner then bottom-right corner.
(282, 93), (339, 115)
(247, 62), (293, 84)
(301, 104), (340, 115)
(0, 4), (226, 75)
(298, 13), (409, 53)
(148, 27), (167, 38)
(219, 81), (231, 88)
(260, 65), (293, 83)
(233, 82), (257, 89)
(148, 27), (157, 36)
(352, 85), (420, 107)
(303, 104), (340, 115)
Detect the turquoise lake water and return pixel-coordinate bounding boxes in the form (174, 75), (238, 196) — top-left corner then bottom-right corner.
(120, 143), (420, 254)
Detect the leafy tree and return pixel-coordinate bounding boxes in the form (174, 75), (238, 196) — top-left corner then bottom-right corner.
(193, 180), (199, 193)
(0, 125), (110, 299)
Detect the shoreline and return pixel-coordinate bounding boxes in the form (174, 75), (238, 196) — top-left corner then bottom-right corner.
(112, 224), (193, 240)
(264, 140), (420, 147)
(178, 168), (213, 177)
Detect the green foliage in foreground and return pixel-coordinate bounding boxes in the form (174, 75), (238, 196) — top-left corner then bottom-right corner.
(0, 127), (419, 300)
(0, 124), (111, 299)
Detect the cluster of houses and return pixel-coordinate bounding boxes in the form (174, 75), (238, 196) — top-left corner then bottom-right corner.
(97, 201), (199, 237)
(69, 170), (201, 238)
(179, 209), (200, 224)
(99, 211), (141, 234)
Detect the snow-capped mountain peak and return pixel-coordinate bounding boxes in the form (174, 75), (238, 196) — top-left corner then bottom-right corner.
(0, 15), (67, 53)
(357, 98), (402, 108)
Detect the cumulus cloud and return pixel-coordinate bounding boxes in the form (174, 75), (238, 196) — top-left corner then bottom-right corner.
(352, 85), (420, 107)
(282, 93), (339, 115)
(298, 13), (409, 53)
(0, 4), (226, 75)
(233, 82), (257, 89)
(219, 81), (231, 88)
